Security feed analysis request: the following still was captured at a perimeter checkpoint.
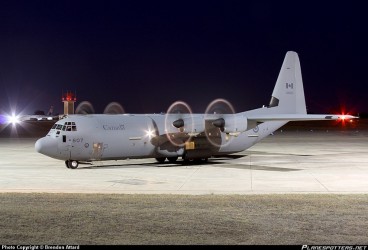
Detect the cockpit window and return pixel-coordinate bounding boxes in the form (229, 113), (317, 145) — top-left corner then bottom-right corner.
(53, 122), (77, 131)
(63, 121), (77, 131)
(55, 124), (63, 130)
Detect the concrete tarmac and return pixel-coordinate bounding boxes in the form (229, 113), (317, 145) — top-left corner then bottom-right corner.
(1, 128), (367, 194)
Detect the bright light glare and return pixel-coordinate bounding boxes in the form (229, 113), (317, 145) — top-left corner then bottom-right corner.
(340, 115), (346, 120)
(145, 129), (155, 138)
(7, 114), (20, 125)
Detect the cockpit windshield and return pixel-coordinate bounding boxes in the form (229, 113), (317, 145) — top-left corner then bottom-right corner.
(52, 122), (77, 131)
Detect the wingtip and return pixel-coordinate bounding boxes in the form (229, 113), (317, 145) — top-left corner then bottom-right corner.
(337, 115), (359, 120)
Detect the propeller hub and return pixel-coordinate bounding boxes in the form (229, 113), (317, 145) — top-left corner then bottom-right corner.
(173, 119), (184, 128)
(212, 118), (225, 128)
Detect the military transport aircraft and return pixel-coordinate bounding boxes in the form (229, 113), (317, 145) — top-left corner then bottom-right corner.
(35, 51), (357, 169)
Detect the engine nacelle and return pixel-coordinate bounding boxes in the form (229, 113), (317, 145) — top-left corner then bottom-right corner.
(172, 116), (205, 134)
(212, 114), (248, 133)
(169, 114), (251, 134)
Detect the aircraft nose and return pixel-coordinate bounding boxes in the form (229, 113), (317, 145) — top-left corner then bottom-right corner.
(35, 137), (56, 156)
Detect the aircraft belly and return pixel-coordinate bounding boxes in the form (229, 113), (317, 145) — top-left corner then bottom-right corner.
(124, 138), (156, 158)
(218, 133), (255, 153)
(255, 121), (287, 141)
(218, 121), (287, 153)
(80, 139), (156, 161)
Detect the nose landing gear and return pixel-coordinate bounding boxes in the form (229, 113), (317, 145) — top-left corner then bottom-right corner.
(65, 160), (79, 169)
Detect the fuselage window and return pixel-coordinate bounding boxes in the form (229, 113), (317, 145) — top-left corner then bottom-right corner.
(51, 124), (57, 129)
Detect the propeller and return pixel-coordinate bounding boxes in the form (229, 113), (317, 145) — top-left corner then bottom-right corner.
(75, 101), (95, 114)
(164, 101), (195, 147)
(103, 102), (125, 114)
(204, 98), (236, 147)
(76, 101), (126, 115)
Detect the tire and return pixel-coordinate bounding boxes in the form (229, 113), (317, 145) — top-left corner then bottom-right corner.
(193, 158), (203, 163)
(67, 160), (79, 169)
(167, 157), (178, 163)
(155, 157), (166, 163)
(182, 157), (191, 165)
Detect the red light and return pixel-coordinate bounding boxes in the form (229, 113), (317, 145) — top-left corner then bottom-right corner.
(330, 103), (357, 128)
(62, 91), (77, 102)
(339, 114), (346, 126)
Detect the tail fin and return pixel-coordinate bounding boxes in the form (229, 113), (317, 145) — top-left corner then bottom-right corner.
(246, 51), (358, 123)
(269, 51), (307, 114)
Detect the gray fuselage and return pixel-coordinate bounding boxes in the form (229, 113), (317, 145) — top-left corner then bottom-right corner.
(35, 113), (286, 162)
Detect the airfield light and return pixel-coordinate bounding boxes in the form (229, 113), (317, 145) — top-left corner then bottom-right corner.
(7, 114), (20, 125)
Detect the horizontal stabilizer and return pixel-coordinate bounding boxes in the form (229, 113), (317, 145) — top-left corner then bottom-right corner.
(247, 114), (358, 122)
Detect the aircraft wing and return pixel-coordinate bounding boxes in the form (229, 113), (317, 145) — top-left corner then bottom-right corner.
(247, 114), (358, 122)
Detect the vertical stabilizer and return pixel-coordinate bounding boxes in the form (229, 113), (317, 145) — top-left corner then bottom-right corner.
(269, 51), (306, 114)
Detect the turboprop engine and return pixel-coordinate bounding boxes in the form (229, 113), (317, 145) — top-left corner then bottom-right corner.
(172, 116), (205, 135)
(211, 114), (248, 134)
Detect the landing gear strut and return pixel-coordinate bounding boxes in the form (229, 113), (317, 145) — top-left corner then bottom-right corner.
(65, 160), (79, 169)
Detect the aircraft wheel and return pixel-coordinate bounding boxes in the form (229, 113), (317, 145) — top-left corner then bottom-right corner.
(65, 161), (70, 168)
(193, 158), (203, 163)
(67, 160), (79, 169)
(155, 157), (166, 163)
(182, 156), (191, 165)
(167, 157), (178, 163)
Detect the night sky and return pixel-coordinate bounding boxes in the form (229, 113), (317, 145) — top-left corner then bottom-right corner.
(0, 1), (367, 116)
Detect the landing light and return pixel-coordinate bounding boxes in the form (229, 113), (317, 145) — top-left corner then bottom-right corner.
(145, 129), (155, 138)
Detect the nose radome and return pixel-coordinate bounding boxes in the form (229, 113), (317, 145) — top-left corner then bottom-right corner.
(35, 137), (56, 156)
(35, 138), (43, 153)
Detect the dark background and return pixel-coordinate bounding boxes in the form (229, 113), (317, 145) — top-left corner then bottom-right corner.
(0, 1), (366, 116)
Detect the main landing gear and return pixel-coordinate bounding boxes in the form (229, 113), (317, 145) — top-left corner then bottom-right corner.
(65, 160), (79, 169)
(155, 156), (208, 164)
(155, 157), (178, 163)
(183, 157), (208, 164)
